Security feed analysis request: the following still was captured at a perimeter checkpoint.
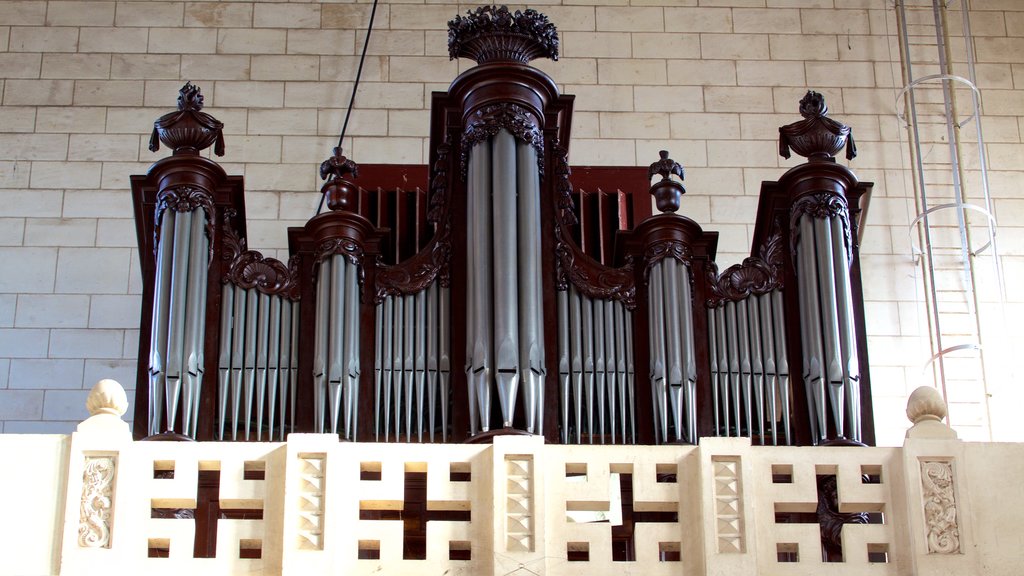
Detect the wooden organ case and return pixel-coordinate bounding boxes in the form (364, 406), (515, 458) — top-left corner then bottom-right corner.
(130, 6), (874, 447)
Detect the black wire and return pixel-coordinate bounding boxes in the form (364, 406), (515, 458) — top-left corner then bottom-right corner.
(317, 0), (381, 216)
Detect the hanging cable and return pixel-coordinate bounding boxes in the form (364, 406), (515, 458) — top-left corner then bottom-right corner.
(316, 0), (381, 217)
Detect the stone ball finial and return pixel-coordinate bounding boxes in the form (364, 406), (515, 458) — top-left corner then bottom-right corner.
(906, 386), (947, 425)
(86, 379), (129, 418)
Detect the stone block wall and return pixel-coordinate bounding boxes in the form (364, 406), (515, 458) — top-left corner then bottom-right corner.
(0, 0), (1022, 444)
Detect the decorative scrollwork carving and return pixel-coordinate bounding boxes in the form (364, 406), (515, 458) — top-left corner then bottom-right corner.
(550, 142), (635, 308)
(555, 240), (636, 309)
(779, 91), (856, 162)
(551, 140), (577, 226)
(221, 210), (300, 299)
(153, 185), (216, 260)
(427, 141), (450, 225)
(314, 237), (364, 268)
(375, 239), (451, 302)
(790, 192), (852, 262)
(705, 225), (785, 308)
(448, 5), (559, 65)
(461, 103), (544, 178)
(149, 82), (225, 156)
(78, 456), (116, 548)
(921, 461), (960, 554)
(374, 134), (453, 300)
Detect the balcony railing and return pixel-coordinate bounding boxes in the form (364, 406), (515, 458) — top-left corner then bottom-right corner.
(8, 378), (1015, 576)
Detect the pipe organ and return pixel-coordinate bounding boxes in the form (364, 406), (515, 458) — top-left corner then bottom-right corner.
(130, 6), (874, 446)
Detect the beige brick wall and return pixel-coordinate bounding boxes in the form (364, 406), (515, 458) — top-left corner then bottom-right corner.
(0, 1), (1021, 445)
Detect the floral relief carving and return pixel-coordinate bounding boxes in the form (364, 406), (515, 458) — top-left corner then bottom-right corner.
(222, 211), (300, 299)
(461, 103), (544, 178)
(78, 456), (117, 548)
(921, 460), (960, 554)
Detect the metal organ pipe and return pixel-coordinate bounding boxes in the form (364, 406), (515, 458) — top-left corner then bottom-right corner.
(462, 130), (545, 435)
(467, 140), (492, 433)
(216, 282), (297, 441)
(797, 214), (826, 443)
(182, 211), (208, 439)
(792, 201), (863, 444)
(557, 287), (636, 444)
(517, 141), (545, 435)
(147, 206), (215, 439)
(706, 287), (791, 445)
(830, 216), (861, 440)
(148, 211), (174, 435)
(645, 258), (698, 444)
(165, 209), (193, 433)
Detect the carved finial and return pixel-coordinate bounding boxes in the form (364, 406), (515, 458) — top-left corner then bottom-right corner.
(319, 146), (359, 182)
(778, 90), (856, 162)
(648, 150), (686, 213)
(177, 81), (204, 111)
(448, 5), (559, 65)
(149, 82), (225, 156)
(906, 386), (947, 425)
(319, 147), (360, 212)
(86, 379), (129, 418)
(648, 150), (685, 182)
(906, 386), (958, 439)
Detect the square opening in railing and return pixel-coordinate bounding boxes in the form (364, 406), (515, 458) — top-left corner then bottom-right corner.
(449, 540), (471, 560)
(565, 462), (587, 478)
(656, 463), (678, 483)
(239, 538), (262, 559)
(148, 538), (170, 558)
(244, 460), (266, 481)
(777, 543), (799, 563)
(659, 542), (681, 562)
(567, 541), (590, 562)
(861, 464), (883, 484)
(361, 461), (382, 481)
(771, 464), (793, 483)
(450, 461), (471, 482)
(358, 540), (381, 559)
(868, 543), (890, 563)
(153, 460), (175, 479)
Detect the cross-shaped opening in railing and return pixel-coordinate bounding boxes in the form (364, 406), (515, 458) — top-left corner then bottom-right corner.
(149, 460), (265, 559)
(566, 463), (680, 562)
(358, 462), (472, 560)
(772, 464), (887, 563)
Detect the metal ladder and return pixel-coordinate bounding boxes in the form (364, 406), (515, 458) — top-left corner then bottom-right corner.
(895, 0), (1005, 439)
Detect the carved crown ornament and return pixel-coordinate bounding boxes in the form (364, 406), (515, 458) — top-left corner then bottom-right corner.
(149, 82), (225, 156)
(221, 210), (300, 300)
(448, 5), (559, 65)
(779, 91), (856, 162)
(705, 226), (785, 308)
(461, 103), (545, 178)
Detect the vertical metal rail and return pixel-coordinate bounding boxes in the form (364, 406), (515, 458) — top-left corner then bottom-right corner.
(895, 0), (1004, 437)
